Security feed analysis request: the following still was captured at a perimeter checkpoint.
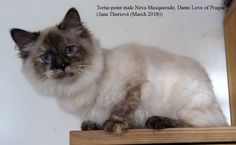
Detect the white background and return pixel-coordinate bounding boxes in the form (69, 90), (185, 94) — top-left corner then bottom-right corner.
(0, 0), (230, 145)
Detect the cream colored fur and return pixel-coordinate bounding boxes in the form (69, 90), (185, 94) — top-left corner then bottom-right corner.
(22, 33), (227, 127)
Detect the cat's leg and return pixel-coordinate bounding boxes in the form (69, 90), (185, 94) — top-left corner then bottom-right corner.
(81, 120), (101, 131)
(102, 85), (141, 134)
(145, 116), (192, 129)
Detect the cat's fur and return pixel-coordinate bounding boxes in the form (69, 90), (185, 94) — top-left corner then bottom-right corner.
(10, 8), (227, 134)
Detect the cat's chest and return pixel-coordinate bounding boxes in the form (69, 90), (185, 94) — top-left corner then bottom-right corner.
(57, 86), (98, 118)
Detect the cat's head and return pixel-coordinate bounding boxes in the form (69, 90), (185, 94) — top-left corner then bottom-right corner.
(10, 8), (103, 97)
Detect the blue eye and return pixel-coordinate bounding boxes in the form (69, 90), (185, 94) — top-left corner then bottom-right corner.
(40, 52), (54, 62)
(64, 46), (77, 56)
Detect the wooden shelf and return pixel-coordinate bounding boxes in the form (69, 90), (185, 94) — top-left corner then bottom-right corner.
(70, 127), (236, 145)
(224, 0), (236, 126)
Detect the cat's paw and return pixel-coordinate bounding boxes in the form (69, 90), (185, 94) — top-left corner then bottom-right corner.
(145, 116), (180, 130)
(81, 120), (100, 131)
(102, 119), (129, 135)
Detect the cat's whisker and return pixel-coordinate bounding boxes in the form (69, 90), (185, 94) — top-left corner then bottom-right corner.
(71, 69), (91, 78)
(71, 62), (91, 66)
(40, 75), (49, 81)
(72, 69), (86, 74)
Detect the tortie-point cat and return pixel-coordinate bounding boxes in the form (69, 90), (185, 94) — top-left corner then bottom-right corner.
(10, 8), (227, 134)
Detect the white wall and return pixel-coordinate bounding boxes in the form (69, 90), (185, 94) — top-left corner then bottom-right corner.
(0, 0), (230, 145)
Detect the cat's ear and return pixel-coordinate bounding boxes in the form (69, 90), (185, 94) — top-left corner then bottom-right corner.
(58, 8), (82, 30)
(10, 28), (39, 50)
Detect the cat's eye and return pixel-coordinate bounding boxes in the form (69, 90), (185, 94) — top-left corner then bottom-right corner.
(64, 46), (77, 56)
(39, 52), (54, 62)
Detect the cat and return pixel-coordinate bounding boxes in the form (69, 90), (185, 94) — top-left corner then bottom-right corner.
(10, 8), (228, 134)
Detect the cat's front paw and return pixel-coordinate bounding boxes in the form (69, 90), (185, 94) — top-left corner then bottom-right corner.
(145, 116), (180, 130)
(102, 119), (129, 135)
(81, 120), (100, 131)
(146, 116), (192, 130)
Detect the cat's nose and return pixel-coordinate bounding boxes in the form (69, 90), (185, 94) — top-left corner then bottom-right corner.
(61, 63), (71, 70)
(60, 64), (67, 70)
(53, 63), (70, 70)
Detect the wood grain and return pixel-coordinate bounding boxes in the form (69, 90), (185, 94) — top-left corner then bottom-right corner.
(224, 0), (236, 126)
(70, 127), (236, 145)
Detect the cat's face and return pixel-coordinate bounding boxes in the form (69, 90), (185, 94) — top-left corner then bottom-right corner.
(10, 8), (93, 82)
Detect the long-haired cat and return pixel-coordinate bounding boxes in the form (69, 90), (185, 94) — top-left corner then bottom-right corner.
(10, 8), (227, 134)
